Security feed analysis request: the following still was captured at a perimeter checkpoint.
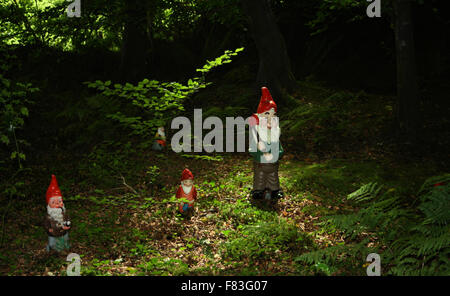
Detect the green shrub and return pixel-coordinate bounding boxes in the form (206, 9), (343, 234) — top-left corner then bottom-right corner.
(282, 90), (390, 152)
(85, 48), (244, 139)
(296, 174), (450, 275)
(0, 46), (38, 169)
(223, 219), (314, 261)
(136, 257), (190, 276)
(78, 141), (142, 189)
(218, 198), (276, 226)
(0, 45), (38, 219)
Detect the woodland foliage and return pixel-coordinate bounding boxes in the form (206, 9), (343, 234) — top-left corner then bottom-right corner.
(0, 0), (448, 276)
(297, 175), (450, 275)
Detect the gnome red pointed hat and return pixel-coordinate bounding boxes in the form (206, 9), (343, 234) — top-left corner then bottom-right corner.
(46, 174), (63, 204)
(181, 169), (194, 181)
(257, 87), (277, 114)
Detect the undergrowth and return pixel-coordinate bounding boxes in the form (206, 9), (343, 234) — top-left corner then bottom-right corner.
(296, 174), (450, 276)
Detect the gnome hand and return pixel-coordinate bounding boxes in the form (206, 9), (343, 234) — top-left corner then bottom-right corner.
(263, 153), (273, 162)
(49, 228), (54, 233)
(62, 226), (71, 230)
(258, 141), (266, 152)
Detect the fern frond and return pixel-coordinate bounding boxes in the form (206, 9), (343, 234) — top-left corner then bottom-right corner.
(419, 183), (450, 225)
(347, 182), (382, 202)
(418, 173), (450, 195)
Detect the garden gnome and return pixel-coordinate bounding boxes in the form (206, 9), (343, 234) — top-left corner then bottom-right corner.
(176, 168), (197, 215)
(152, 127), (166, 151)
(249, 87), (284, 200)
(44, 175), (71, 252)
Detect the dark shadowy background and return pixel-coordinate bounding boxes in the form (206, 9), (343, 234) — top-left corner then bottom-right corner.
(0, 0), (448, 276)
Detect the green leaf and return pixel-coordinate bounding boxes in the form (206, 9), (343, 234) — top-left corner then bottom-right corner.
(1, 135), (9, 145)
(20, 107), (29, 116)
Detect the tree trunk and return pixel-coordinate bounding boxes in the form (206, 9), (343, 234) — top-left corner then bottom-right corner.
(242, 0), (298, 106)
(394, 0), (420, 142)
(119, 0), (152, 83)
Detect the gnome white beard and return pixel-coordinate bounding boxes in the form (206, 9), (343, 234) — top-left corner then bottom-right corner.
(181, 184), (193, 195)
(47, 205), (65, 224)
(257, 116), (280, 144)
(157, 128), (166, 139)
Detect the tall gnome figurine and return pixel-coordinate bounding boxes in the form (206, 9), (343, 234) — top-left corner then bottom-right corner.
(152, 127), (167, 151)
(176, 169), (197, 216)
(44, 175), (71, 252)
(249, 87), (284, 201)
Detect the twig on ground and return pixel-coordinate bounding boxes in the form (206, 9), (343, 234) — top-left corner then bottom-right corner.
(119, 173), (139, 196)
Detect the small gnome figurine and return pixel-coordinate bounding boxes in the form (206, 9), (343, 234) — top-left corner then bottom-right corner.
(152, 127), (167, 151)
(249, 87), (284, 201)
(44, 175), (71, 252)
(175, 169), (197, 216)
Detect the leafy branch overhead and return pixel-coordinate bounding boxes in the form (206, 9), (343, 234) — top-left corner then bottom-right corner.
(0, 47), (39, 166)
(85, 47), (244, 137)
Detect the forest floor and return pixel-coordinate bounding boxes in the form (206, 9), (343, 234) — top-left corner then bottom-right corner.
(0, 72), (447, 275)
(0, 147), (439, 276)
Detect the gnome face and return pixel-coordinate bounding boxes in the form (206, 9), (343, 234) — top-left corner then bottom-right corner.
(47, 197), (65, 225)
(255, 87), (280, 142)
(257, 108), (280, 144)
(180, 168), (194, 194)
(181, 179), (193, 194)
(258, 108), (278, 129)
(48, 196), (64, 209)
(157, 127), (165, 138)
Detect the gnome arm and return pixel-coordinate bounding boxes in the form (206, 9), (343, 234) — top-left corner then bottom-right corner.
(265, 141), (283, 161)
(249, 133), (265, 162)
(44, 215), (52, 231)
(176, 186), (183, 199)
(155, 133), (165, 141)
(248, 116), (262, 161)
(63, 211), (71, 226)
(44, 215), (59, 233)
(250, 141), (284, 163)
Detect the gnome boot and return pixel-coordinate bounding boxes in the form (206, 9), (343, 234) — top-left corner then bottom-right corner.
(271, 189), (284, 200)
(251, 190), (264, 200)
